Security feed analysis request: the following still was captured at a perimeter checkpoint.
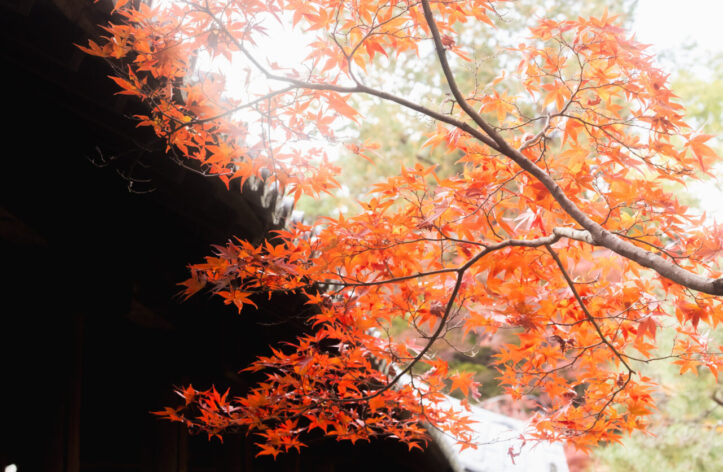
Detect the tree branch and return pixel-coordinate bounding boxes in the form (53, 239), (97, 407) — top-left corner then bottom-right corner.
(334, 232), (563, 402)
(420, 0), (723, 296)
(552, 227), (597, 244)
(546, 244), (635, 373)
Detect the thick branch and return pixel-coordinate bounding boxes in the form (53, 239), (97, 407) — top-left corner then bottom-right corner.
(553, 228), (723, 295)
(713, 391), (723, 407)
(552, 227), (596, 244)
(420, 0), (508, 150)
(420, 0), (723, 296)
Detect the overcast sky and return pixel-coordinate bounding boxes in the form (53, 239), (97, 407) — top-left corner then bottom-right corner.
(635, 0), (723, 53)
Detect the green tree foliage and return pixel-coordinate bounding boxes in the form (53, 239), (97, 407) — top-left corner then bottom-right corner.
(673, 53), (723, 135)
(591, 329), (723, 472)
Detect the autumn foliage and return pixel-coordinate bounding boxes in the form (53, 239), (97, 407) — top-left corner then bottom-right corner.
(81, 0), (722, 457)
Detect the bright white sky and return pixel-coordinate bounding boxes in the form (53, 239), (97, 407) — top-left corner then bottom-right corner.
(634, 0), (723, 54)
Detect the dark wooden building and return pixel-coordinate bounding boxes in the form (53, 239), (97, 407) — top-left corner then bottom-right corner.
(0, 1), (453, 471)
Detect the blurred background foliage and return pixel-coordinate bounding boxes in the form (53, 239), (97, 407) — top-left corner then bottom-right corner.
(590, 328), (723, 472)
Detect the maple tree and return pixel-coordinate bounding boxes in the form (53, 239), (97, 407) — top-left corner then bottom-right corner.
(80, 0), (722, 458)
